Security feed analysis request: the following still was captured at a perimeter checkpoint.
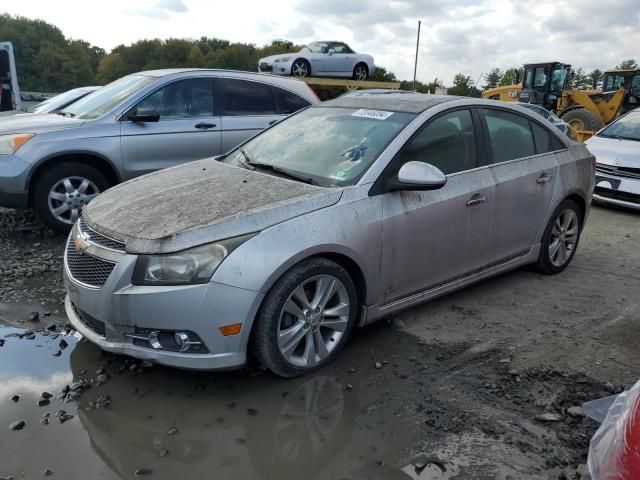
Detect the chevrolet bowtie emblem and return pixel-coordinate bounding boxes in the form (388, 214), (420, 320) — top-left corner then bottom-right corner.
(74, 230), (90, 252)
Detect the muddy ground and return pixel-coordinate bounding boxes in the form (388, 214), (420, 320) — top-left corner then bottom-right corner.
(0, 205), (638, 480)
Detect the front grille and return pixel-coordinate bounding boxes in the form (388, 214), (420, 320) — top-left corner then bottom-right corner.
(79, 217), (125, 251)
(595, 186), (640, 204)
(259, 63), (273, 72)
(596, 164), (640, 180)
(65, 236), (117, 288)
(72, 303), (106, 337)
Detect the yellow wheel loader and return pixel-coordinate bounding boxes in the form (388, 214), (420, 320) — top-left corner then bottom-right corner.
(482, 62), (640, 140)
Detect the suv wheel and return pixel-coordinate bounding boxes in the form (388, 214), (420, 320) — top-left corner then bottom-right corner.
(32, 162), (110, 233)
(252, 258), (358, 377)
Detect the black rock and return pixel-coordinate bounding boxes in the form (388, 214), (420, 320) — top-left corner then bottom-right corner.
(27, 312), (40, 322)
(58, 339), (68, 350)
(9, 420), (26, 431)
(45, 323), (57, 331)
(41, 391), (53, 399)
(43, 469), (54, 476)
(0, 339), (4, 346)
(10, 394), (20, 402)
(58, 414), (74, 424)
(247, 408), (258, 416)
(134, 468), (152, 476)
(40, 418), (49, 425)
(96, 374), (109, 384)
(38, 398), (50, 407)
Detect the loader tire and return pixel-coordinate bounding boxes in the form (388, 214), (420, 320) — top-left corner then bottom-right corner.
(560, 109), (604, 132)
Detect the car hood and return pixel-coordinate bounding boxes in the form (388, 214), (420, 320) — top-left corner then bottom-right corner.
(84, 158), (343, 254)
(0, 112), (84, 134)
(260, 53), (296, 63)
(586, 135), (640, 168)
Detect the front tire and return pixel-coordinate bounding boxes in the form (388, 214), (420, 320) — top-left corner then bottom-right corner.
(560, 108), (604, 132)
(353, 63), (368, 81)
(291, 59), (311, 78)
(534, 199), (583, 274)
(252, 258), (358, 377)
(32, 162), (110, 233)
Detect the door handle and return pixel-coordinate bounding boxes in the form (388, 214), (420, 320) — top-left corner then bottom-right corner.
(537, 174), (552, 184)
(466, 195), (487, 207)
(195, 122), (216, 129)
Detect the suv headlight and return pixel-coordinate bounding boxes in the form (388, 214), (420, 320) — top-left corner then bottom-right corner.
(132, 234), (255, 286)
(0, 133), (35, 155)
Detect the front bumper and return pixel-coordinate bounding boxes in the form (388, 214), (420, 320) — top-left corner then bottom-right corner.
(63, 228), (265, 370)
(594, 170), (640, 211)
(258, 60), (292, 76)
(0, 153), (31, 208)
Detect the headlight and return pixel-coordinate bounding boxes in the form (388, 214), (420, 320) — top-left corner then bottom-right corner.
(0, 133), (35, 155)
(275, 57), (291, 63)
(132, 234), (255, 286)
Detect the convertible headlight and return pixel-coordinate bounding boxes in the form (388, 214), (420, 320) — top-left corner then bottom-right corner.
(132, 234), (255, 286)
(275, 57), (291, 63)
(0, 133), (35, 155)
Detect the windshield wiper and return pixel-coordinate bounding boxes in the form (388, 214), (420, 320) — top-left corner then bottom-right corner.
(249, 161), (317, 185)
(237, 148), (255, 170)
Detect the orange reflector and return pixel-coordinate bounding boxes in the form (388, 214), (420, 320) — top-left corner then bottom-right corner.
(219, 323), (242, 336)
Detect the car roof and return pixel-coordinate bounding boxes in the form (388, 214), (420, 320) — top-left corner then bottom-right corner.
(134, 68), (299, 82)
(323, 92), (463, 114)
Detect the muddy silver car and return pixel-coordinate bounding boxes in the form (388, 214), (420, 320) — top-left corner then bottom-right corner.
(64, 93), (595, 377)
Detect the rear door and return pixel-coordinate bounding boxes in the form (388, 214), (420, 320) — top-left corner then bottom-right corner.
(379, 108), (494, 304)
(218, 77), (283, 153)
(480, 107), (561, 265)
(120, 77), (221, 179)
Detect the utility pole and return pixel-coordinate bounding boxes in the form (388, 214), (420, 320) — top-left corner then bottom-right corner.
(413, 20), (421, 91)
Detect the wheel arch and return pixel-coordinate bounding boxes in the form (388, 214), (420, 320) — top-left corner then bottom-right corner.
(565, 191), (587, 224)
(27, 151), (121, 206)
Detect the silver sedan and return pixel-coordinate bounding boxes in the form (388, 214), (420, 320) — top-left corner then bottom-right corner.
(64, 93), (595, 377)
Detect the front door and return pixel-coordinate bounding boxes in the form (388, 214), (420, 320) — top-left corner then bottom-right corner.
(120, 77), (221, 179)
(217, 77), (285, 153)
(323, 43), (353, 75)
(380, 109), (494, 304)
(479, 107), (560, 265)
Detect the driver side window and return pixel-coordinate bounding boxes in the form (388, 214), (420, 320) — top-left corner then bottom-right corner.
(134, 78), (214, 120)
(397, 110), (477, 175)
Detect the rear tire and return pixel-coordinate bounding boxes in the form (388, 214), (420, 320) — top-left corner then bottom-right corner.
(252, 258), (358, 378)
(533, 199), (583, 275)
(32, 162), (110, 233)
(560, 108), (604, 132)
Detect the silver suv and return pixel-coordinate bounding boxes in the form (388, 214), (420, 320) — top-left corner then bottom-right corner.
(0, 69), (318, 231)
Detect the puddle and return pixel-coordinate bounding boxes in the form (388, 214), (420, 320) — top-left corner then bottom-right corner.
(0, 309), (421, 480)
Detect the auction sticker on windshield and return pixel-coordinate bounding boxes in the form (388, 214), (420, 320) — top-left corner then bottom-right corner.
(351, 109), (394, 120)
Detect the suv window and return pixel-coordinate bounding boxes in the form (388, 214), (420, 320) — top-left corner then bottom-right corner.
(398, 109), (477, 175)
(135, 78), (214, 119)
(482, 109), (536, 163)
(273, 86), (311, 114)
(219, 78), (276, 115)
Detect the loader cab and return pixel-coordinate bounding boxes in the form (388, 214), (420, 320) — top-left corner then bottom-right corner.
(517, 62), (571, 112)
(602, 69), (640, 114)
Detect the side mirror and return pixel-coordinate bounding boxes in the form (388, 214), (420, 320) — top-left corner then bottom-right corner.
(127, 107), (160, 123)
(327, 48), (335, 56)
(386, 161), (447, 192)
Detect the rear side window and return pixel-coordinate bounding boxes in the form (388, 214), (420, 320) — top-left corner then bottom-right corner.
(398, 109), (477, 175)
(482, 109), (535, 163)
(531, 122), (563, 154)
(219, 78), (276, 115)
(273, 86), (311, 114)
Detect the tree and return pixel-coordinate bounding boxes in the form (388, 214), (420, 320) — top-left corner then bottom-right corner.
(588, 69), (603, 89)
(500, 67), (519, 86)
(483, 68), (503, 89)
(616, 59), (638, 70)
(187, 45), (205, 67)
(371, 66), (397, 83)
(96, 52), (127, 84)
(570, 68), (590, 90)
(448, 73), (480, 97)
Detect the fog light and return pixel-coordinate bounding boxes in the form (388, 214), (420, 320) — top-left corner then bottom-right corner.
(174, 331), (202, 353)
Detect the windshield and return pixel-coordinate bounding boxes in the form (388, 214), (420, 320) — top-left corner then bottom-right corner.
(302, 42), (330, 54)
(598, 112), (640, 141)
(29, 88), (93, 114)
(62, 75), (156, 119)
(223, 106), (415, 187)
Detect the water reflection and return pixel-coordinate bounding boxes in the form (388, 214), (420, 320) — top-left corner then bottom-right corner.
(69, 339), (409, 479)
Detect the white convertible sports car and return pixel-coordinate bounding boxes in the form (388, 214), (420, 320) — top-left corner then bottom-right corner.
(258, 41), (375, 81)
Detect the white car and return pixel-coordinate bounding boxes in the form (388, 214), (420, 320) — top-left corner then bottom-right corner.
(258, 41), (375, 81)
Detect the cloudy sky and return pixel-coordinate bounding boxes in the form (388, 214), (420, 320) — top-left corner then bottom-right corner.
(4, 0), (640, 85)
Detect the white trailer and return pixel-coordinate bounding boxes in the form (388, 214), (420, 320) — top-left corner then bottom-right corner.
(0, 42), (21, 111)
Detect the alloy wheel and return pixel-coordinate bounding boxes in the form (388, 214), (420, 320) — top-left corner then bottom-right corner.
(548, 209), (579, 267)
(48, 176), (100, 225)
(354, 65), (367, 81)
(277, 275), (350, 368)
(291, 61), (309, 77)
